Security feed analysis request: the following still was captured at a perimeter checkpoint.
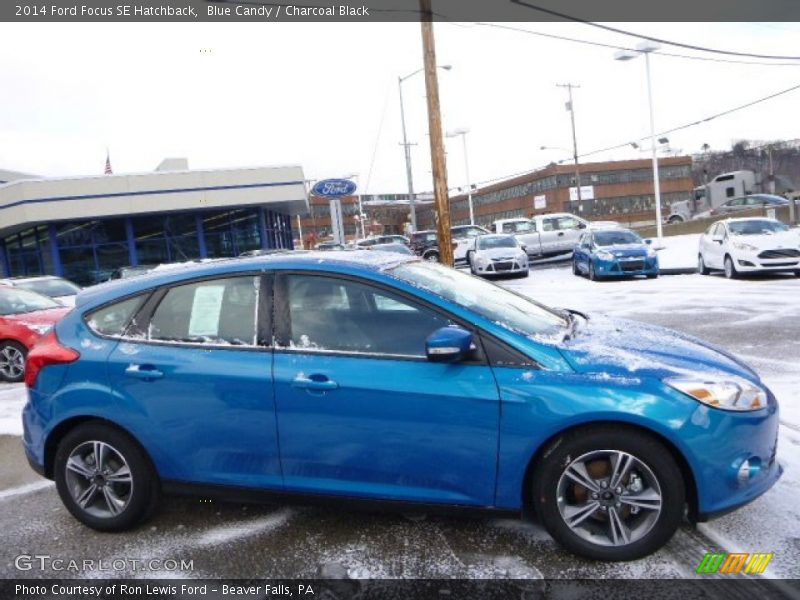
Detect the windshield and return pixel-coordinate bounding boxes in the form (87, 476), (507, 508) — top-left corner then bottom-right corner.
(16, 278), (80, 297)
(728, 220), (790, 235)
(478, 235), (518, 250)
(0, 287), (62, 315)
(389, 262), (568, 339)
(594, 230), (642, 246)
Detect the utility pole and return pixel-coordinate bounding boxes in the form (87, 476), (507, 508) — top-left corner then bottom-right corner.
(398, 81), (418, 231)
(557, 83), (582, 203)
(420, 0), (453, 266)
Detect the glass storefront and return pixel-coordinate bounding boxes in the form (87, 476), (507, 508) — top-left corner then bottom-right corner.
(1, 207), (294, 287)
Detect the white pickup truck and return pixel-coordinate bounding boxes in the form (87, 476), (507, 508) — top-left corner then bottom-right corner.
(494, 214), (619, 259)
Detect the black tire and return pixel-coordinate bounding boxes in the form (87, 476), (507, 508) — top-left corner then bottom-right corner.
(646, 273), (658, 279)
(724, 255), (738, 279)
(54, 421), (160, 532)
(697, 254), (710, 275)
(0, 340), (27, 383)
(795, 270), (800, 277)
(589, 261), (598, 281)
(532, 426), (685, 561)
(518, 269), (530, 278)
(572, 260), (579, 276)
(467, 251), (475, 274)
(424, 251), (439, 263)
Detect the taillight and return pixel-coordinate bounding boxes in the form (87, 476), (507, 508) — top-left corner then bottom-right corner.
(24, 330), (80, 388)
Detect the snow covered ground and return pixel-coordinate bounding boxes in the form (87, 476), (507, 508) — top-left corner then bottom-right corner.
(644, 233), (702, 270)
(0, 384), (25, 436)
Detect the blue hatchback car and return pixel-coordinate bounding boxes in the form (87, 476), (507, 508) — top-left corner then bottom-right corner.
(573, 228), (659, 280)
(23, 252), (780, 561)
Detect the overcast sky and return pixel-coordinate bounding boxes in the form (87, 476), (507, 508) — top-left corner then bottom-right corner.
(1, 21), (799, 193)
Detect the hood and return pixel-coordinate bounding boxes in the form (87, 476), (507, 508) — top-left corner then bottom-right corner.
(559, 315), (758, 382)
(595, 244), (648, 257)
(477, 247), (525, 260)
(4, 306), (71, 326)
(731, 230), (800, 250)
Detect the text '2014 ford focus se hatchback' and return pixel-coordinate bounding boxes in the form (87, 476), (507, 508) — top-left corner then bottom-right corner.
(23, 252), (781, 561)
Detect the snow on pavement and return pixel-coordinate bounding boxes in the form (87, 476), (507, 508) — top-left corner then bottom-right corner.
(0, 384), (25, 436)
(645, 233), (702, 270)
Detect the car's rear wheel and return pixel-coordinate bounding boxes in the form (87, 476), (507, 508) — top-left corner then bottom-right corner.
(424, 251), (439, 262)
(532, 426), (684, 561)
(54, 422), (159, 531)
(0, 341), (27, 383)
(724, 255), (738, 279)
(698, 254), (710, 275)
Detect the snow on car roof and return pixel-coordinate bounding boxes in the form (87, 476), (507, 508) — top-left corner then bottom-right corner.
(74, 251), (419, 309)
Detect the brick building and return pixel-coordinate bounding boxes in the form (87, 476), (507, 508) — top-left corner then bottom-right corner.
(418, 156), (694, 231)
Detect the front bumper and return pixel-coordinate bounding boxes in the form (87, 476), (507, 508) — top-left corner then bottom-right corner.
(594, 256), (659, 277)
(473, 258), (528, 276)
(732, 249), (800, 272)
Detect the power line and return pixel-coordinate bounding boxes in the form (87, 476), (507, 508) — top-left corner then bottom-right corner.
(509, 0), (800, 61)
(472, 81), (800, 188)
(470, 22), (800, 67)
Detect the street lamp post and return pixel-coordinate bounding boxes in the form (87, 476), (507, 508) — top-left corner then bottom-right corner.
(446, 128), (474, 225)
(398, 64), (451, 232)
(615, 41), (664, 244)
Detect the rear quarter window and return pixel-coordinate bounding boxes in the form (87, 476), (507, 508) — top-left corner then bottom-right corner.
(86, 295), (147, 337)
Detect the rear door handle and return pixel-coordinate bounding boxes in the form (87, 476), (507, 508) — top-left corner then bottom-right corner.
(125, 364), (164, 380)
(292, 375), (338, 391)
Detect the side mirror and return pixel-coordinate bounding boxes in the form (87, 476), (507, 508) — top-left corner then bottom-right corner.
(425, 326), (473, 363)
(578, 222), (587, 229)
(520, 244), (528, 252)
(645, 239), (652, 245)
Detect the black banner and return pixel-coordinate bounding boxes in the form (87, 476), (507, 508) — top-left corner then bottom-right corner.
(3, 0), (800, 23)
(3, 579), (800, 600)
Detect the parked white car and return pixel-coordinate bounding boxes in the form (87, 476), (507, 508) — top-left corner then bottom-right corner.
(698, 218), (800, 279)
(0, 275), (81, 306)
(467, 234), (529, 278)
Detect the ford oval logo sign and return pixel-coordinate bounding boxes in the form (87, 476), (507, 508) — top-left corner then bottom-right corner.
(312, 179), (357, 197)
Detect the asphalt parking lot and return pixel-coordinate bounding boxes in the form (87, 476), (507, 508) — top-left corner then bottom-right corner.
(1, 264), (798, 583)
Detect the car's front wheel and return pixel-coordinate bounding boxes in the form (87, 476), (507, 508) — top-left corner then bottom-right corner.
(424, 251), (439, 262)
(724, 255), (739, 279)
(588, 261), (599, 281)
(698, 254), (710, 275)
(54, 422), (159, 531)
(0, 341), (27, 383)
(532, 426), (684, 561)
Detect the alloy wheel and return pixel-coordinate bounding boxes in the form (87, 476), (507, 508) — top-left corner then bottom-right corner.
(64, 440), (134, 519)
(556, 450), (662, 547)
(0, 344), (25, 380)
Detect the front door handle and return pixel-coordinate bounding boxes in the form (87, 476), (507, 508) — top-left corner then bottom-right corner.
(557, 231), (565, 237)
(292, 375), (338, 391)
(125, 364), (164, 380)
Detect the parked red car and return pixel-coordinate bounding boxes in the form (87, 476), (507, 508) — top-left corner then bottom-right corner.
(0, 286), (71, 382)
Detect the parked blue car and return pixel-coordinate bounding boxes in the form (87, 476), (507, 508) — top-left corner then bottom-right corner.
(573, 228), (659, 280)
(23, 252), (780, 561)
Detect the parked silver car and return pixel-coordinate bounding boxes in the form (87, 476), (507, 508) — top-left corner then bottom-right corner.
(467, 234), (529, 278)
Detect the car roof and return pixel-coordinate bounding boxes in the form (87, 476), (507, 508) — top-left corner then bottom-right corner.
(723, 216), (782, 223)
(75, 251), (419, 310)
(1, 275), (64, 283)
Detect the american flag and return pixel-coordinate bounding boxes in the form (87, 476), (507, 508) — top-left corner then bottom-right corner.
(104, 151), (113, 175)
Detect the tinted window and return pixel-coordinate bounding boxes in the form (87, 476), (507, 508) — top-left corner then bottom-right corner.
(86, 295), (147, 337)
(148, 276), (259, 346)
(284, 275), (449, 356)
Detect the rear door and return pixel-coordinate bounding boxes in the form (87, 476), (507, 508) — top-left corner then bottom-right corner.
(271, 272), (500, 506)
(540, 216), (583, 255)
(104, 274), (281, 489)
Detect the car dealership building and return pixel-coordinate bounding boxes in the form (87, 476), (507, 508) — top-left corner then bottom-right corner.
(0, 160), (307, 286)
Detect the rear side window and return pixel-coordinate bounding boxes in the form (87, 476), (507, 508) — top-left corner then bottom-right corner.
(86, 295), (147, 337)
(148, 276), (259, 346)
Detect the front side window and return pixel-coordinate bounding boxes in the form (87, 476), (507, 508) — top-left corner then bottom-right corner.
(86, 295), (147, 337)
(282, 275), (449, 357)
(148, 276), (259, 346)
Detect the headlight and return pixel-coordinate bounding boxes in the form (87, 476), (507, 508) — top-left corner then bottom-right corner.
(475, 256), (487, 267)
(732, 241), (758, 252)
(596, 250), (614, 261)
(664, 376), (767, 411)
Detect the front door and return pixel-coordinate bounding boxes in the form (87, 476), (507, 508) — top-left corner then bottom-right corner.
(105, 274), (281, 489)
(271, 272), (500, 506)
